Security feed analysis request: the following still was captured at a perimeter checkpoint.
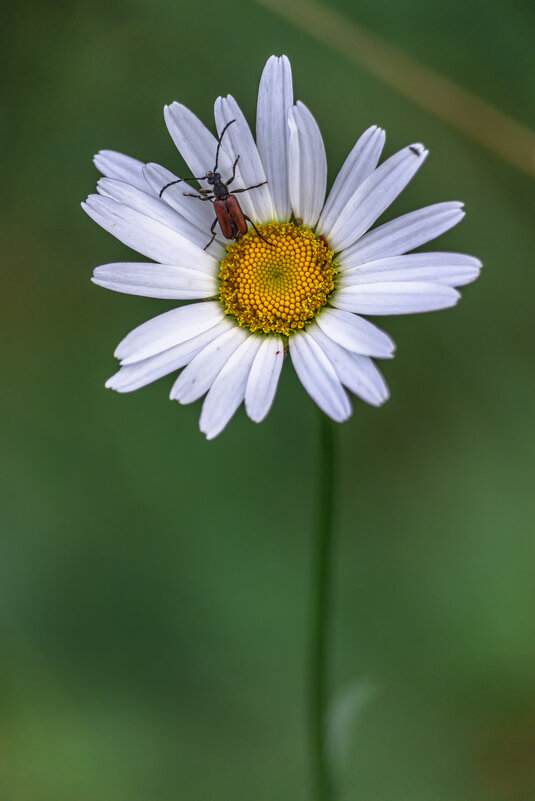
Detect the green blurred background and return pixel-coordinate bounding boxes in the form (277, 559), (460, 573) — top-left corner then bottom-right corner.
(2, 0), (535, 798)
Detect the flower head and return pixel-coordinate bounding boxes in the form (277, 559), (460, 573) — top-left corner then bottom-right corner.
(84, 55), (480, 439)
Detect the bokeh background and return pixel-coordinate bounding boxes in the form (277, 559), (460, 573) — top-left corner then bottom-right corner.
(2, 0), (535, 798)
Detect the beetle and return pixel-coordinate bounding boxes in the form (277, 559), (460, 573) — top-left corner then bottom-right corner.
(159, 119), (272, 250)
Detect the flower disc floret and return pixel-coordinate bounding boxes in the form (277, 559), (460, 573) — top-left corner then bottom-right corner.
(218, 222), (337, 335)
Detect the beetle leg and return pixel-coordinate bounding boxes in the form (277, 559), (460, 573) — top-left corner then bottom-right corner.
(183, 192), (214, 201)
(203, 217), (219, 251)
(232, 181), (268, 194)
(226, 155), (241, 186)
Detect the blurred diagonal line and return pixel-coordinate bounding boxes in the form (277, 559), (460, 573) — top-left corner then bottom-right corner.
(252, 0), (535, 178)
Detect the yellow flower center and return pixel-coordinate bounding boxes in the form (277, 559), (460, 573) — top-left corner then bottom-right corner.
(218, 222), (336, 335)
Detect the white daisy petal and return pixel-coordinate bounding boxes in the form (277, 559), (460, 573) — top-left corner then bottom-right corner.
(288, 101), (327, 227)
(200, 336), (263, 440)
(256, 55), (293, 221)
(245, 336), (284, 423)
(289, 331), (352, 422)
(328, 143), (429, 252)
(96, 178), (210, 244)
(114, 301), (224, 364)
(164, 102), (234, 190)
(170, 326), (249, 403)
(106, 320), (231, 393)
(318, 126), (385, 236)
(307, 325), (389, 406)
(333, 282), (460, 315)
(214, 95), (273, 222)
(93, 150), (156, 196)
(340, 202), (465, 266)
(339, 253), (482, 287)
(92, 262), (217, 299)
(82, 195), (214, 267)
(316, 308), (395, 358)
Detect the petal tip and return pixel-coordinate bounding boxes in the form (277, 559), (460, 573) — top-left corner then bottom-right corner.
(164, 103), (177, 120)
(408, 143), (427, 157)
(247, 410), (267, 424)
(201, 425), (218, 441)
(337, 407), (353, 423)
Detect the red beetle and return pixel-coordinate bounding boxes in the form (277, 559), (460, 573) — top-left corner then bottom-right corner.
(159, 119), (272, 250)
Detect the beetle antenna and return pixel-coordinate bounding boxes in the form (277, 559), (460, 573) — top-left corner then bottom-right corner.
(243, 215), (274, 248)
(159, 175), (207, 198)
(214, 119), (236, 173)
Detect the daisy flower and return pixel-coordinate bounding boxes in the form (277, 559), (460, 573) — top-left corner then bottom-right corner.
(84, 55), (480, 439)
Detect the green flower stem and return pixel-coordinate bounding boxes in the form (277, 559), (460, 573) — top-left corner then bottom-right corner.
(310, 412), (336, 801)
